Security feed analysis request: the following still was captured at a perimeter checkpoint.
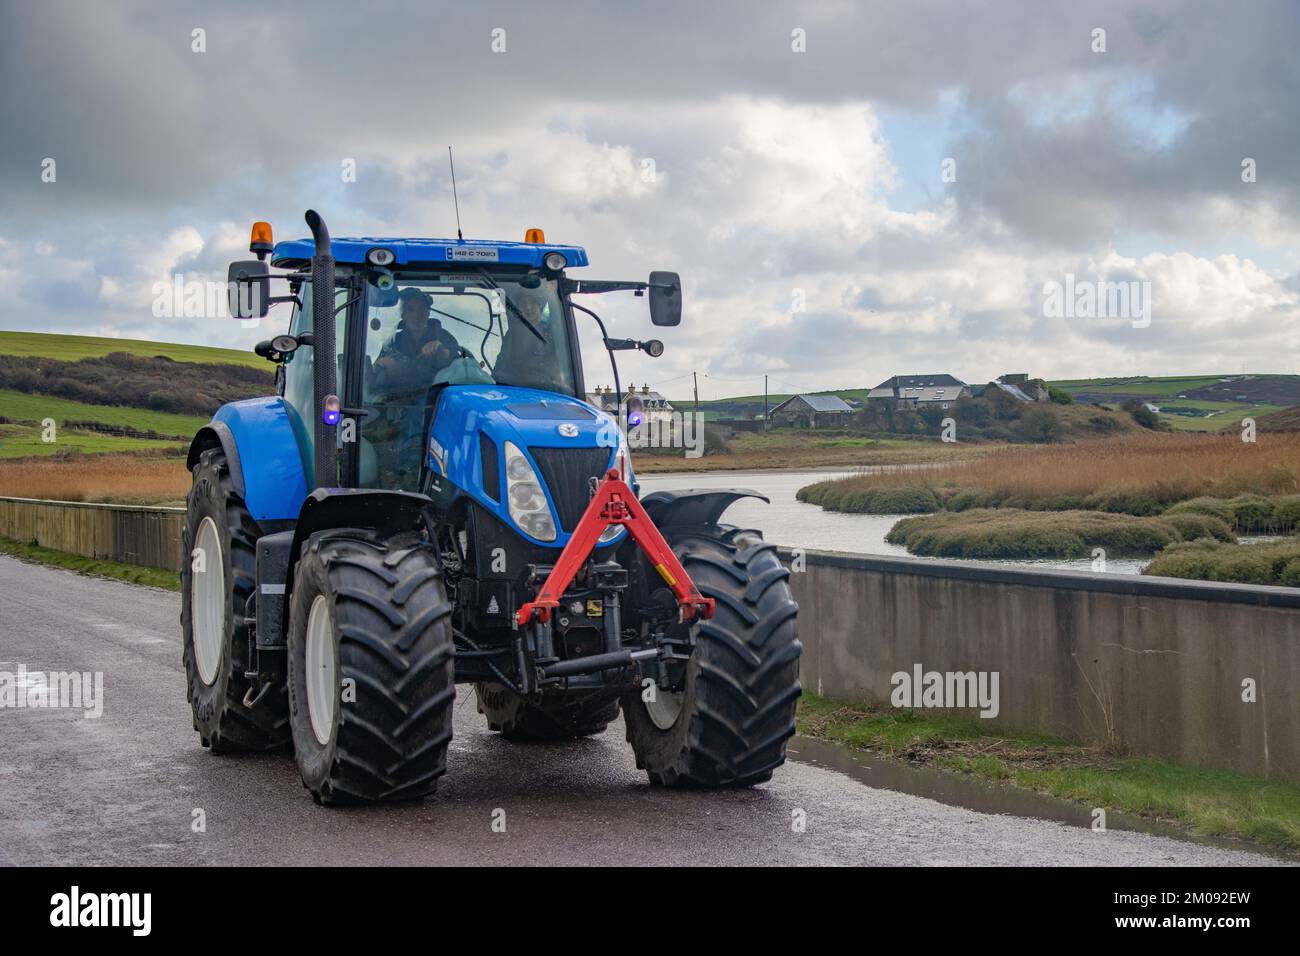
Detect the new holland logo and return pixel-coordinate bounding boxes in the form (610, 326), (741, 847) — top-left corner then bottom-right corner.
(557, 423), (579, 437)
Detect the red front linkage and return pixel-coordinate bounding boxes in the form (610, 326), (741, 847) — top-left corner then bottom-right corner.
(516, 468), (715, 626)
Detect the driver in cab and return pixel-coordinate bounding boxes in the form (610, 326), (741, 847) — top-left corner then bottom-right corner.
(493, 289), (571, 393)
(374, 288), (462, 394)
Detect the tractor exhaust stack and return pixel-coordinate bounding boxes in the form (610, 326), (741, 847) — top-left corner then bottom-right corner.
(304, 209), (337, 490)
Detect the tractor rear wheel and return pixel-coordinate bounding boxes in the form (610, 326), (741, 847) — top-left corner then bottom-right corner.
(181, 447), (290, 753)
(475, 683), (620, 740)
(286, 531), (455, 804)
(622, 525), (801, 787)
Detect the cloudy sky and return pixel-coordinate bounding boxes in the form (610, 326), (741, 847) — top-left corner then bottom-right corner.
(2, 0), (1298, 399)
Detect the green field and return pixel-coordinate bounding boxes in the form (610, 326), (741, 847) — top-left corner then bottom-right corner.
(1155, 399), (1286, 432)
(0, 423), (187, 458)
(0, 389), (207, 436)
(0, 330), (264, 370)
(1051, 375), (1295, 432)
(1050, 375), (1228, 396)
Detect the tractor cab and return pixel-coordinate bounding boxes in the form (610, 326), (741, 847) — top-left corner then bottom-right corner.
(264, 235), (600, 494)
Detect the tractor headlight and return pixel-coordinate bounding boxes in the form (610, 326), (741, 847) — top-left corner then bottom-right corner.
(543, 252), (567, 272)
(504, 442), (556, 542)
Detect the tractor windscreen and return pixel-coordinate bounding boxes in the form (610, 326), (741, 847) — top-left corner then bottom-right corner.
(363, 274), (576, 398)
(359, 273), (578, 489)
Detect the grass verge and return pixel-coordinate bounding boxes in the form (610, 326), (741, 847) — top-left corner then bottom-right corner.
(0, 536), (178, 590)
(797, 693), (1300, 852)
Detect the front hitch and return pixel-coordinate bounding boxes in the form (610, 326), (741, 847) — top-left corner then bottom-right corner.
(515, 468), (715, 627)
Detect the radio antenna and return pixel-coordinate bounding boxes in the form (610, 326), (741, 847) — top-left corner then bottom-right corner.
(448, 147), (464, 241)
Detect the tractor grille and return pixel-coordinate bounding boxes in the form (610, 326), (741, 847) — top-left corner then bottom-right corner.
(529, 446), (613, 532)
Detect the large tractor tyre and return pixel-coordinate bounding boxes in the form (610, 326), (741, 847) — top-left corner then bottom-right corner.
(475, 683), (620, 741)
(181, 447), (290, 754)
(286, 531), (455, 805)
(622, 525), (801, 787)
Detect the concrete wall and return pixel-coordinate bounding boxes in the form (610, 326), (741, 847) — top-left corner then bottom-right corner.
(784, 549), (1300, 782)
(0, 496), (185, 572)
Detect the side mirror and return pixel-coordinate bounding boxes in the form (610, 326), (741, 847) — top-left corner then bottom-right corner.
(228, 259), (270, 319)
(648, 271), (682, 326)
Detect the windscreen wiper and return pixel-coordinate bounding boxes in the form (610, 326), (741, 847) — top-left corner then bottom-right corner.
(475, 268), (546, 343)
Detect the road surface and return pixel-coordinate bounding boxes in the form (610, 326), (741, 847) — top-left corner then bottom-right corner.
(0, 554), (1283, 866)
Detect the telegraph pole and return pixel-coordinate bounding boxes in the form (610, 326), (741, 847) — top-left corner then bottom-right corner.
(764, 374), (768, 432)
(693, 371), (699, 413)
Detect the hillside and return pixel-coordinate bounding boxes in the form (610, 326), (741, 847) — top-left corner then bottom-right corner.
(1051, 373), (1300, 432)
(0, 330), (266, 371)
(0, 332), (271, 461)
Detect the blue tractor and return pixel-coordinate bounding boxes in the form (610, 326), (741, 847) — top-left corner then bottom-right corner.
(182, 211), (801, 804)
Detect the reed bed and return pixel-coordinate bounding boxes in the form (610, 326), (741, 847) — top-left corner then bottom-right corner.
(799, 433), (1300, 516)
(0, 453), (190, 504)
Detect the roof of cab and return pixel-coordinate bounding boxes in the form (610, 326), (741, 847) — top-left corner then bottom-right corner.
(270, 237), (589, 269)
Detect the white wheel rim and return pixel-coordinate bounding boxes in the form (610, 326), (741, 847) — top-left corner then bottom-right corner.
(305, 594), (337, 746)
(191, 517), (225, 687)
(645, 687), (684, 731)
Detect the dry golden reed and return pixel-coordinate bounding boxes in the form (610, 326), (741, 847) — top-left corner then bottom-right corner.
(830, 433), (1300, 501)
(0, 454), (191, 504)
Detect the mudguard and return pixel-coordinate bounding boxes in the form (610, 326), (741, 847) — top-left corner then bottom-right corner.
(639, 488), (769, 527)
(279, 487), (436, 636)
(186, 397), (309, 523)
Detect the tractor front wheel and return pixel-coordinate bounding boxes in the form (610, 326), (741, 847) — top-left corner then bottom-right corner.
(622, 525), (801, 787)
(286, 531), (455, 804)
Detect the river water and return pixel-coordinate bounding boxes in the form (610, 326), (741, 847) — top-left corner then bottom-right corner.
(637, 468), (1151, 577)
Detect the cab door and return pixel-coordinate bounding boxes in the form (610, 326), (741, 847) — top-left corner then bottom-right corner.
(281, 279), (351, 489)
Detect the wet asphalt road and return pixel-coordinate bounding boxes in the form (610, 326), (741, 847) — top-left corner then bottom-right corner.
(0, 554), (1285, 866)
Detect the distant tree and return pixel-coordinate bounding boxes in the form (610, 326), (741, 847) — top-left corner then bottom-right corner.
(1131, 405), (1160, 429)
(917, 403), (947, 432)
(985, 386), (1024, 421)
(954, 395), (991, 427)
(1017, 406), (1063, 442)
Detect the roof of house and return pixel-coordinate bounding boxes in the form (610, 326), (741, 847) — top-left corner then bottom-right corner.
(911, 386), (967, 402)
(994, 382), (1034, 402)
(586, 389), (672, 409)
(770, 394), (854, 415)
(871, 373), (968, 391)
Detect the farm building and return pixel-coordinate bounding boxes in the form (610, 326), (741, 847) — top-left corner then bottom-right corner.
(868, 374), (971, 409)
(993, 373), (1049, 402)
(587, 384), (675, 427)
(768, 394), (854, 428)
